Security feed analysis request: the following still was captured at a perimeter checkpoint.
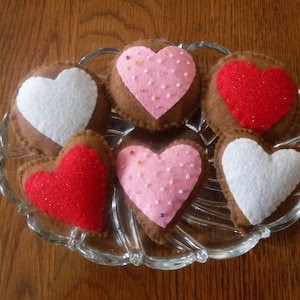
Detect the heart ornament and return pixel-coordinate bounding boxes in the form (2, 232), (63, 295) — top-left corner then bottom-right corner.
(116, 45), (196, 119)
(18, 130), (115, 232)
(214, 129), (300, 232)
(116, 140), (209, 244)
(216, 60), (297, 134)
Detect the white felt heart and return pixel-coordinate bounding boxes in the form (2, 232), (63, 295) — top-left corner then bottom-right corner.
(116, 46), (196, 119)
(16, 67), (97, 146)
(221, 138), (300, 225)
(116, 144), (202, 228)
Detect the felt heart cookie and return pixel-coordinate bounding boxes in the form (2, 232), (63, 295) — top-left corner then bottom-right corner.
(202, 51), (299, 143)
(217, 60), (297, 134)
(214, 129), (300, 233)
(107, 39), (201, 131)
(11, 62), (111, 156)
(117, 45), (196, 119)
(116, 139), (209, 244)
(18, 130), (115, 232)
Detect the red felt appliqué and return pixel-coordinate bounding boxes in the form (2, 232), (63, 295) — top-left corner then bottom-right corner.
(216, 60), (297, 134)
(24, 145), (107, 231)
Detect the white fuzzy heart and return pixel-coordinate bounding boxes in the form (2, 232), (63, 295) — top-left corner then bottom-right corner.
(221, 138), (300, 225)
(16, 67), (97, 146)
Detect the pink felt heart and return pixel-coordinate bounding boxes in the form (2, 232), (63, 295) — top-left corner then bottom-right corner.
(116, 46), (196, 119)
(24, 145), (107, 231)
(216, 60), (297, 134)
(116, 144), (202, 228)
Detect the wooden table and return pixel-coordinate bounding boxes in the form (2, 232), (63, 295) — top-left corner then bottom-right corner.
(1, 1), (299, 299)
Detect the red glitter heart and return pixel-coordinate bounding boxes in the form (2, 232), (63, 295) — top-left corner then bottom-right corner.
(24, 145), (107, 231)
(216, 60), (297, 134)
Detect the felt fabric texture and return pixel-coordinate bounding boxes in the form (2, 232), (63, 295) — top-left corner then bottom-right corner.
(216, 60), (297, 134)
(24, 144), (107, 231)
(116, 45), (196, 120)
(107, 39), (201, 132)
(16, 67), (98, 146)
(221, 137), (300, 225)
(116, 144), (202, 227)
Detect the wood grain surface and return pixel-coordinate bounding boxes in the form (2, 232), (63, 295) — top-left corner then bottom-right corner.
(0, 1), (300, 299)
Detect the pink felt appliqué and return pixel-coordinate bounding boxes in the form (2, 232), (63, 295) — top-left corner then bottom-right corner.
(116, 46), (196, 119)
(116, 144), (202, 228)
(24, 145), (107, 231)
(216, 60), (297, 134)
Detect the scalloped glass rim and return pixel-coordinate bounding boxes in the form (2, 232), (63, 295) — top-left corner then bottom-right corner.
(0, 41), (299, 270)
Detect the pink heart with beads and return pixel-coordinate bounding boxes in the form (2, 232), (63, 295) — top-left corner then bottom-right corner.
(116, 144), (203, 228)
(116, 46), (196, 119)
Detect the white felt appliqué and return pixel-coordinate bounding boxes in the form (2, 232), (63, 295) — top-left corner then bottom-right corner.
(221, 138), (300, 225)
(16, 67), (97, 146)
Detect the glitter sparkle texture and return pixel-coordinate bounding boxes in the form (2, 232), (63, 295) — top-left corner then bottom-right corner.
(216, 60), (297, 134)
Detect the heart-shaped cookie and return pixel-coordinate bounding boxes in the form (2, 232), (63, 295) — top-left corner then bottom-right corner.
(107, 39), (201, 131)
(214, 129), (300, 233)
(202, 51), (299, 143)
(116, 139), (209, 244)
(18, 130), (115, 232)
(117, 45), (196, 119)
(217, 60), (296, 134)
(11, 62), (111, 156)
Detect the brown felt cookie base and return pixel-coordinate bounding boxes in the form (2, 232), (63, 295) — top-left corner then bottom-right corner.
(106, 39), (201, 132)
(214, 128), (300, 234)
(10, 62), (111, 156)
(18, 130), (115, 235)
(201, 51), (299, 144)
(115, 138), (210, 245)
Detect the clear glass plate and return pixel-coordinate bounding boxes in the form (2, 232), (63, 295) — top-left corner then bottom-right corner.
(1, 41), (300, 270)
